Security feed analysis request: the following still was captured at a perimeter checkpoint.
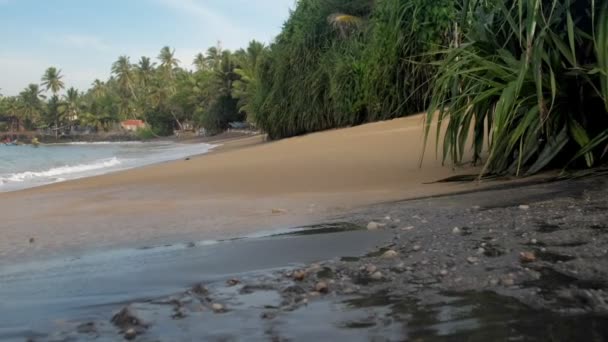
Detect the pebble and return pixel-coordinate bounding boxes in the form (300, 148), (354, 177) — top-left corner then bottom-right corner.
(519, 205), (530, 210)
(29, 237), (35, 244)
(382, 250), (399, 258)
(439, 270), (449, 276)
(292, 270), (307, 281)
(365, 265), (378, 274)
(226, 279), (241, 287)
(412, 245), (422, 251)
(519, 252), (536, 263)
(394, 219), (401, 223)
(212, 303), (225, 313)
(467, 257), (479, 264)
(477, 248), (486, 255)
(452, 227), (461, 235)
(124, 328), (138, 340)
(385, 216), (391, 221)
(501, 277), (515, 287)
(401, 226), (415, 231)
(315, 281), (329, 294)
(531, 239), (538, 245)
(370, 271), (383, 280)
(367, 222), (380, 230)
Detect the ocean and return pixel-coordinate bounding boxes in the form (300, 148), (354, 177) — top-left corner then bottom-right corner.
(0, 141), (216, 192)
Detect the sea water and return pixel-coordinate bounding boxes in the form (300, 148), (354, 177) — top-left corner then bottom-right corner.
(0, 141), (216, 192)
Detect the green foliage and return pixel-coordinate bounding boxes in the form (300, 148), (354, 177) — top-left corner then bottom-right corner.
(135, 126), (157, 140)
(251, 0), (455, 139)
(425, 0), (608, 175)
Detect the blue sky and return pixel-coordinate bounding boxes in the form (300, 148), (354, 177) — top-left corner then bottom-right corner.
(0, 0), (294, 96)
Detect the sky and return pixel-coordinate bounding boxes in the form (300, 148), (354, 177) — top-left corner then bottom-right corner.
(0, 0), (295, 96)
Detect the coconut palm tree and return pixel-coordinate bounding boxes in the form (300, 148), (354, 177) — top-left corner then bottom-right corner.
(17, 84), (44, 130)
(193, 53), (208, 72)
(158, 46), (179, 80)
(41, 67), (65, 137)
(60, 87), (82, 124)
(112, 56), (136, 118)
(205, 46), (222, 71)
(41, 67), (65, 95)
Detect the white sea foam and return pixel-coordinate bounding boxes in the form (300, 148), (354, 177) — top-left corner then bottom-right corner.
(1, 157), (122, 183)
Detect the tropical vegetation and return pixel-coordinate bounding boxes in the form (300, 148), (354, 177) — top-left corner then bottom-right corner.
(1, 0), (607, 175)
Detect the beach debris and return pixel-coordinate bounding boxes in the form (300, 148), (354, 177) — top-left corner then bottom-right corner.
(519, 205), (530, 210)
(212, 303), (225, 313)
(401, 226), (415, 232)
(185, 157), (191, 161)
(272, 208), (288, 214)
(315, 281), (329, 294)
(519, 251), (537, 263)
(29, 237), (35, 244)
(382, 250), (399, 259)
(292, 270), (307, 281)
(467, 257), (480, 264)
(124, 328), (138, 340)
(370, 271), (384, 281)
(226, 278), (241, 287)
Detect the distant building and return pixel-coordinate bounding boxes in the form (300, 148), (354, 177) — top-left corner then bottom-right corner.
(121, 120), (146, 131)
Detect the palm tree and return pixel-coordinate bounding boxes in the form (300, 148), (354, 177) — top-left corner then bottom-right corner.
(41, 67), (65, 137)
(60, 87), (82, 124)
(205, 46), (222, 71)
(91, 79), (106, 99)
(112, 56), (136, 118)
(41, 67), (65, 95)
(158, 46), (179, 80)
(136, 56), (156, 87)
(17, 84), (43, 130)
(193, 53), (207, 72)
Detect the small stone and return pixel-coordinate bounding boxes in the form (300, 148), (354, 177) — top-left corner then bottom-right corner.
(439, 270), (449, 276)
(365, 265), (377, 274)
(401, 226), (415, 231)
(412, 245), (422, 252)
(226, 278), (241, 287)
(308, 291), (321, 297)
(467, 257), (479, 264)
(472, 205), (481, 210)
(501, 277), (515, 287)
(272, 208), (288, 214)
(452, 227), (461, 235)
(370, 271), (383, 280)
(292, 270), (307, 281)
(530, 239), (538, 245)
(385, 216), (391, 221)
(519, 205), (530, 210)
(394, 219), (401, 223)
(29, 237), (35, 244)
(519, 252), (536, 263)
(124, 328), (137, 340)
(315, 281), (329, 294)
(382, 250), (398, 258)
(212, 303), (225, 313)
(489, 279), (499, 286)
(540, 247), (547, 252)
(367, 222), (380, 230)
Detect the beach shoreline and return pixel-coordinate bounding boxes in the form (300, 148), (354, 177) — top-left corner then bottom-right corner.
(0, 114), (486, 265)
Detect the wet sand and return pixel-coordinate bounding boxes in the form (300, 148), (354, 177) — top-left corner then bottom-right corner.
(0, 114), (486, 263)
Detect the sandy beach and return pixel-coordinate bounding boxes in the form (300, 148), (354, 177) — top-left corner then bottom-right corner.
(0, 114), (483, 263)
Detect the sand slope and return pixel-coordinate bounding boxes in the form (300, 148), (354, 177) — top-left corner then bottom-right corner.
(0, 114), (480, 262)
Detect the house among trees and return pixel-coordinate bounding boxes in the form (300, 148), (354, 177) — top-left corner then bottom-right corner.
(121, 120), (146, 131)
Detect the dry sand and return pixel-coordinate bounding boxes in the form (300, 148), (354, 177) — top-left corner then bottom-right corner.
(0, 114), (485, 263)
